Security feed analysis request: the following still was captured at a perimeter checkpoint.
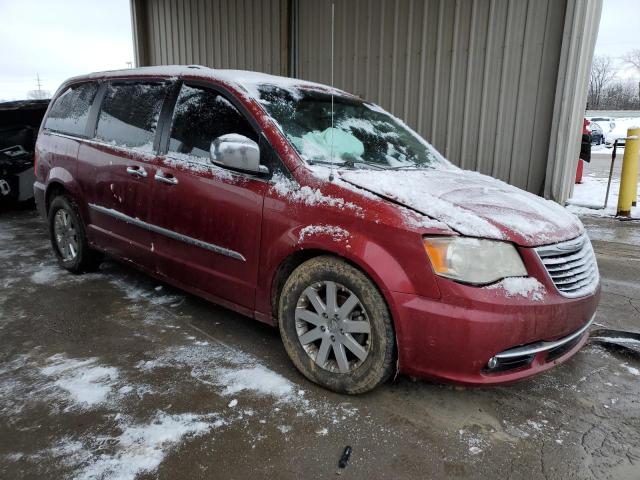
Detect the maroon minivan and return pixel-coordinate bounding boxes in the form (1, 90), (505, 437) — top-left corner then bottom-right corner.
(34, 66), (600, 393)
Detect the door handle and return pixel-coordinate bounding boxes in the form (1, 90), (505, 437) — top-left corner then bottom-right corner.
(154, 171), (178, 185)
(126, 166), (147, 178)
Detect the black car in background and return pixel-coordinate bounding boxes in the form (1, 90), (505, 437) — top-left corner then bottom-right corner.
(589, 122), (604, 145)
(0, 99), (49, 205)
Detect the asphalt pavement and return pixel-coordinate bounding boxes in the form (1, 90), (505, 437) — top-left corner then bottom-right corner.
(1, 207), (639, 479)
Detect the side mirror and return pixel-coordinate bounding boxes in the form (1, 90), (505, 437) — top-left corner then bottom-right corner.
(210, 134), (268, 175)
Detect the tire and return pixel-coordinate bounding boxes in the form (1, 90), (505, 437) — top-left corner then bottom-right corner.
(48, 195), (103, 273)
(278, 255), (396, 394)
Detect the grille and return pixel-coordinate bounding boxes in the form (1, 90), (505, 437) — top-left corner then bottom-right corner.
(535, 234), (599, 298)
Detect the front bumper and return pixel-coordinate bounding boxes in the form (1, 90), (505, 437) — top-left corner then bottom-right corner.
(487, 313), (595, 373)
(389, 277), (600, 385)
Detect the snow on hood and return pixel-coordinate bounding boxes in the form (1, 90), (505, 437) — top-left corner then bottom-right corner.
(340, 168), (583, 246)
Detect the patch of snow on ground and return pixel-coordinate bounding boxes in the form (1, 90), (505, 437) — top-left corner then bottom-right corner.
(277, 425), (292, 434)
(218, 365), (295, 399)
(591, 336), (640, 345)
(487, 277), (546, 301)
(73, 411), (223, 480)
(298, 224), (350, 243)
(40, 354), (119, 408)
(458, 429), (487, 456)
(109, 276), (183, 306)
(30, 264), (65, 285)
(137, 341), (357, 423)
(567, 174), (639, 218)
(0, 230), (15, 241)
(621, 363), (640, 376)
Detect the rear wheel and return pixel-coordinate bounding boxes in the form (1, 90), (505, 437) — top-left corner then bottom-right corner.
(48, 195), (103, 273)
(279, 256), (396, 394)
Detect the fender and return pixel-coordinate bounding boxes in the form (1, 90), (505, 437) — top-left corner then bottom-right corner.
(258, 223), (441, 318)
(298, 234), (416, 296)
(44, 167), (87, 219)
(46, 166), (76, 189)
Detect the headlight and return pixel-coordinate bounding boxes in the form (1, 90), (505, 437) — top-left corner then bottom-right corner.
(423, 237), (527, 285)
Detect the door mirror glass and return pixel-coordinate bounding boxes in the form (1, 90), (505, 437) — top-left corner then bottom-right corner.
(210, 134), (268, 174)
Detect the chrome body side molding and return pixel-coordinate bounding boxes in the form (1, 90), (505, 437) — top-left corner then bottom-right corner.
(88, 203), (246, 262)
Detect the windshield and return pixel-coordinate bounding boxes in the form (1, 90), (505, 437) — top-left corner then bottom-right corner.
(254, 85), (445, 169)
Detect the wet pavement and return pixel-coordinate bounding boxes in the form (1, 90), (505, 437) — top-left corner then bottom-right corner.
(1, 208), (639, 479)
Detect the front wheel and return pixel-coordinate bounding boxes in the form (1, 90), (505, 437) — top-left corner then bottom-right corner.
(278, 256), (396, 394)
(48, 195), (103, 273)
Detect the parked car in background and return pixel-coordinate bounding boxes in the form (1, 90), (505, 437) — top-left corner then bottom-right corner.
(589, 122), (604, 145)
(603, 117), (640, 148)
(34, 67), (600, 393)
(587, 116), (616, 132)
(0, 99), (49, 204)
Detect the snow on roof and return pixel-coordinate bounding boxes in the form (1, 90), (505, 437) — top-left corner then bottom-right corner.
(66, 65), (351, 101)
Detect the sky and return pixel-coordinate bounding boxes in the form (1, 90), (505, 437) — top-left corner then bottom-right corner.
(0, 0), (134, 101)
(0, 0), (638, 100)
(594, 0), (640, 79)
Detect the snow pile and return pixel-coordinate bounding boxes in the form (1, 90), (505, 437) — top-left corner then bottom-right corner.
(341, 169), (582, 243)
(487, 277), (546, 301)
(271, 174), (361, 213)
(40, 355), (119, 408)
(567, 174), (639, 218)
(298, 225), (350, 243)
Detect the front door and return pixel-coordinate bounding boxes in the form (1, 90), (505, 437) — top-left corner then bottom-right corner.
(78, 81), (168, 270)
(149, 83), (268, 311)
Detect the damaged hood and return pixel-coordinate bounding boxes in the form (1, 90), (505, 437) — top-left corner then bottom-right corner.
(340, 168), (583, 246)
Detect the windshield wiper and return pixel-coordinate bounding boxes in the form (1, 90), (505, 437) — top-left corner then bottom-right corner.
(307, 159), (347, 167)
(384, 164), (430, 171)
(307, 158), (385, 170)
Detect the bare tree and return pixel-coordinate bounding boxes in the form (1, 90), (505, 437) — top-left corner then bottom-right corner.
(26, 89), (51, 100)
(622, 49), (640, 72)
(588, 55), (617, 109)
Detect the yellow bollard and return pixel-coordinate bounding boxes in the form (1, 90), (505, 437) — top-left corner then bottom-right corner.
(616, 127), (640, 217)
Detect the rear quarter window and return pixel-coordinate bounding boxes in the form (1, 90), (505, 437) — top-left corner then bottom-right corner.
(44, 82), (98, 137)
(95, 82), (166, 149)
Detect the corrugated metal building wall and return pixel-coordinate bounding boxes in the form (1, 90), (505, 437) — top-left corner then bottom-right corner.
(130, 0), (602, 203)
(131, 0), (288, 74)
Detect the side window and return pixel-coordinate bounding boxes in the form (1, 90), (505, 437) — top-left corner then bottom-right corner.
(95, 82), (166, 149)
(168, 85), (257, 159)
(44, 82), (98, 136)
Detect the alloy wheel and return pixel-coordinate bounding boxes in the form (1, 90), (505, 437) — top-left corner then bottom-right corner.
(53, 208), (79, 261)
(295, 281), (372, 374)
